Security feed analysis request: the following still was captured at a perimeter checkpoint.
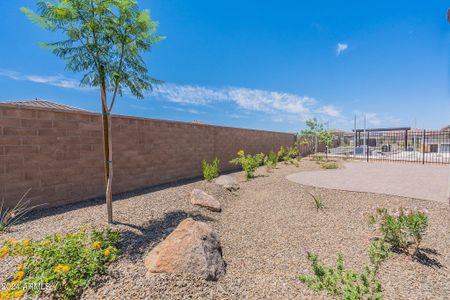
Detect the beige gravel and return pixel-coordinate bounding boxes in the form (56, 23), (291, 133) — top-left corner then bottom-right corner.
(1, 161), (449, 299)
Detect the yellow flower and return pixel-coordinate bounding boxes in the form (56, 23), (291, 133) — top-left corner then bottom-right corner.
(104, 249), (111, 257)
(61, 265), (70, 273)
(93, 241), (101, 249)
(54, 264), (64, 273)
(237, 150), (244, 156)
(22, 240), (30, 246)
(13, 290), (25, 298)
(42, 240), (51, 246)
(14, 271), (24, 281)
(0, 246), (9, 258)
(12, 240), (19, 246)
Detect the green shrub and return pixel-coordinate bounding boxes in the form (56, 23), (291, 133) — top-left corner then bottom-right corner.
(312, 155), (324, 162)
(369, 207), (428, 256)
(299, 251), (383, 300)
(320, 162), (338, 169)
(255, 153), (266, 166)
(264, 150), (278, 170)
(277, 146), (287, 161)
(285, 146), (299, 160)
(0, 227), (120, 299)
(290, 158), (300, 167)
(230, 150), (261, 179)
(368, 240), (391, 271)
(202, 158), (220, 181)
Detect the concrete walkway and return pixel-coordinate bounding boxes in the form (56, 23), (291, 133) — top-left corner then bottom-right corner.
(287, 161), (450, 203)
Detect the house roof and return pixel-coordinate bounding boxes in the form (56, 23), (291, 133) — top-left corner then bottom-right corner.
(0, 100), (88, 112)
(441, 125), (450, 131)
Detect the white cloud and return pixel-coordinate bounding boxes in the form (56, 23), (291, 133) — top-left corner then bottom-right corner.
(365, 113), (381, 126)
(352, 111), (402, 128)
(2, 68), (374, 127)
(162, 105), (203, 114)
(0, 69), (87, 90)
(152, 84), (316, 119)
(336, 43), (348, 55)
(154, 84), (227, 105)
(317, 105), (341, 117)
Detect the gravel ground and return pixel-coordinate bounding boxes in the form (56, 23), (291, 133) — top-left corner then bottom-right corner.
(1, 160), (449, 299)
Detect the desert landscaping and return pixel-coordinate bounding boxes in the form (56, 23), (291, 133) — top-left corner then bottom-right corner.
(1, 160), (449, 299)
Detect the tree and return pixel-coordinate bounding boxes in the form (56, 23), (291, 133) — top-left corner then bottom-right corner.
(22, 0), (163, 223)
(299, 118), (333, 155)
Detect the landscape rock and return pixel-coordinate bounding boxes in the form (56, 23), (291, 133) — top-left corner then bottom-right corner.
(190, 189), (221, 212)
(144, 218), (226, 281)
(214, 175), (240, 191)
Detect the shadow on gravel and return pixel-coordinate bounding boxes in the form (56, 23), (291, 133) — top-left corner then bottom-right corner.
(19, 168), (240, 226)
(414, 248), (444, 269)
(116, 210), (216, 262)
(17, 177), (204, 225)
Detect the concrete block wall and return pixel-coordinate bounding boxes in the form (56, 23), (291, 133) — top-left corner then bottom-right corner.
(0, 104), (295, 208)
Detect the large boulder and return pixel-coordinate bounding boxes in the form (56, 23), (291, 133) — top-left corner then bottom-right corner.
(214, 175), (239, 191)
(144, 218), (226, 281)
(190, 189), (221, 212)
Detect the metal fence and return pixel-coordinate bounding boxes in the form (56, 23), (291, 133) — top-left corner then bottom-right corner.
(325, 128), (450, 164)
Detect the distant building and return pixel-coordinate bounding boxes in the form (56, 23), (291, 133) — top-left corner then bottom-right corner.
(191, 120), (207, 125)
(0, 99), (87, 112)
(441, 125), (450, 131)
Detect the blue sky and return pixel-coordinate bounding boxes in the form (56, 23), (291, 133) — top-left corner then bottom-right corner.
(0, 0), (449, 132)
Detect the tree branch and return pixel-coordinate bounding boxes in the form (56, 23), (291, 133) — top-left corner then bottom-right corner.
(108, 32), (127, 112)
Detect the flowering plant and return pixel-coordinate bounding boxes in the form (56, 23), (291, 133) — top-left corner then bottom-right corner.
(369, 207), (428, 256)
(0, 227), (120, 299)
(299, 250), (383, 300)
(0, 189), (39, 232)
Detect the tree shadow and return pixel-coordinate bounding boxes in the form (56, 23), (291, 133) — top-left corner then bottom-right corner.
(116, 210), (216, 263)
(14, 176), (206, 225)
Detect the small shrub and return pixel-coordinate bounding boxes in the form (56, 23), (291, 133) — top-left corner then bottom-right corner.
(277, 146), (287, 161)
(320, 162), (338, 169)
(299, 251), (383, 300)
(285, 146), (299, 160)
(0, 227), (120, 299)
(255, 153), (266, 166)
(369, 207), (428, 256)
(312, 155), (324, 162)
(368, 240), (391, 271)
(230, 150), (261, 179)
(290, 158), (300, 167)
(264, 150), (278, 170)
(305, 189), (324, 211)
(202, 158), (220, 181)
(0, 189), (39, 232)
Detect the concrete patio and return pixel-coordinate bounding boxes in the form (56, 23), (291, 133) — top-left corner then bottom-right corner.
(287, 161), (450, 204)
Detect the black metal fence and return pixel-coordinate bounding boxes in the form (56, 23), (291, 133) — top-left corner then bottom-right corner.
(325, 128), (450, 164)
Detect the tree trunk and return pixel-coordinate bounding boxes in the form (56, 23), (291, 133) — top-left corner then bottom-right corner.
(100, 82), (114, 223)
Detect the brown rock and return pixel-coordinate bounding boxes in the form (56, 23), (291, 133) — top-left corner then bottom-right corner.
(144, 218), (226, 281)
(190, 189), (221, 212)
